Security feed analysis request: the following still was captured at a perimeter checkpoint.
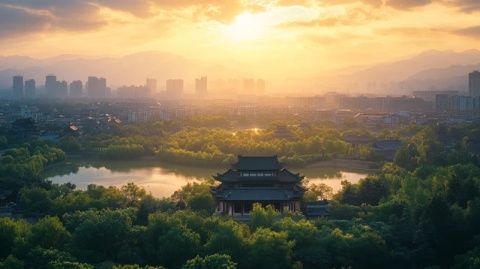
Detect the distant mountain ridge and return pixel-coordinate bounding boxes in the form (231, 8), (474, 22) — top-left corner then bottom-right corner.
(336, 49), (480, 94)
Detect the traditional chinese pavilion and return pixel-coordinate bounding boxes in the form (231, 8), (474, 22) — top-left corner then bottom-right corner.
(212, 155), (305, 217)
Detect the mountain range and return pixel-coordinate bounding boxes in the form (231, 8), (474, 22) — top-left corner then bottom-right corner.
(333, 49), (480, 94)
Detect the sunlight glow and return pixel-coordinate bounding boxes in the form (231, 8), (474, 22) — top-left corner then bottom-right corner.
(223, 12), (267, 41)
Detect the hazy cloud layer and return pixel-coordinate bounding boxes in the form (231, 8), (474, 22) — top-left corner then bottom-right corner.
(448, 0), (480, 12)
(387, 0), (432, 9)
(0, 0), (249, 39)
(0, 0), (476, 41)
(455, 25), (480, 38)
(313, 0), (431, 9)
(0, 5), (50, 38)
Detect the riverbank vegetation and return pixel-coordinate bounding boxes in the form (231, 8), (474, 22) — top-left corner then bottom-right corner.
(56, 117), (410, 167)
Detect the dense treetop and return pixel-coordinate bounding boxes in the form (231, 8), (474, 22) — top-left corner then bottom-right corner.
(2, 122), (480, 268)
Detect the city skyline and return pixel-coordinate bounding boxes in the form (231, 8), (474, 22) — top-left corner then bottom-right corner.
(9, 68), (480, 100)
(1, 1), (480, 89)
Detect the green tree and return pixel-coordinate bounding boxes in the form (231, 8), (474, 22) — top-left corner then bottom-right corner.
(453, 246), (480, 269)
(18, 187), (53, 214)
(113, 265), (165, 269)
(65, 209), (134, 263)
(250, 204), (278, 230)
(247, 228), (294, 269)
(58, 135), (82, 152)
(50, 261), (94, 269)
(144, 213), (200, 268)
(0, 218), (28, 259)
(0, 255), (24, 269)
(0, 136), (7, 149)
(204, 220), (248, 262)
(121, 183), (147, 207)
(302, 182), (333, 202)
(172, 182), (215, 213)
(26, 216), (70, 249)
(182, 254), (236, 269)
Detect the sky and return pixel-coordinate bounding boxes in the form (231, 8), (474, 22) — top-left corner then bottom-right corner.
(1, 0), (480, 79)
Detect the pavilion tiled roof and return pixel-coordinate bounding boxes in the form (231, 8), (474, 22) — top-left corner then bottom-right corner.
(233, 155), (281, 170)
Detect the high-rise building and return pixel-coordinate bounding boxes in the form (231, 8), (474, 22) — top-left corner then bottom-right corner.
(45, 75), (57, 97)
(45, 75), (68, 98)
(146, 78), (157, 95)
(243, 78), (255, 92)
(469, 71), (480, 97)
(58, 81), (68, 97)
(435, 94), (449, 111)
(87, 76), (108, 98)
(117, 85), (149, 99)
(166, 79), (184, 98)
(69, 80), (83, 97)
(24, 79), (36, 98)
(256, 79), (266, 93)
(13, 75), (24, 98)
(195, 76), (207, 96)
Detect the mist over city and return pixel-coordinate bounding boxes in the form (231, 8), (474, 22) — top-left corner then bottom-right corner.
(1, 1), (480, 269)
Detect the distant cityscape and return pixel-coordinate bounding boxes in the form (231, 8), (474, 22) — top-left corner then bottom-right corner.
(4, 70), (480, 115)
(0, 69), (479, 138)
(7, 74), (268, 100)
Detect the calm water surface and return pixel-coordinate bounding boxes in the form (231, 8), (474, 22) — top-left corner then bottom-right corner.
(46, 161), (369, 197)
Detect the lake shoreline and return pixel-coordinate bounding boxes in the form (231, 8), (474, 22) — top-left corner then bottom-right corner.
(45, 157), (372, 197)
(305, 159), (380, 172)
(64, 153), (381, 171)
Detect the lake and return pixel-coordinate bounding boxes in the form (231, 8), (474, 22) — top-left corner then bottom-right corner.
(46, 161), (370, 197)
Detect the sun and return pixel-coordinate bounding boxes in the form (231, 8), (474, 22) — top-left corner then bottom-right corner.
(223, 12), (267, 41)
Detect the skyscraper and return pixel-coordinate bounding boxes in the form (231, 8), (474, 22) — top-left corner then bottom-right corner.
(117, 85), (149, 99)
(45, 75), (57, 97)
(87, 76), (108, 98)
(146, 78), (157, 96)
(45, 75), (68, 98)
(166, 79), (184, 98)
(59, 81), (68, 97)
(256, 79), (266, 93)
(69, 80), (83, 97)
(469, 71), (480, 97)
(195, 76), (207, 96)
(25, 79), (36, 98)
(243, 78), (255, 92)
(13, 75), (24, 98)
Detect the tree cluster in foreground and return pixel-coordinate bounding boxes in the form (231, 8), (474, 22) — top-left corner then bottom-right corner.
(2, 123), (480, 268)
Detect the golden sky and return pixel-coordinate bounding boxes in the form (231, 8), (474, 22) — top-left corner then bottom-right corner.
(1, 0), (480, 78)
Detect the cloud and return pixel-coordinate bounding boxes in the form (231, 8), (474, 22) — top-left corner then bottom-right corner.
(387, 0), (432, 9)
(0, 0), (472, 43)
(278, 4), (379, 28)
(376, 27), (447, 36)
(0, 1), (107, 32)
(445, 0), (480, 12)
(0, 4), (50, 38)
(319, 0), (383, 6)
(454, 25), (480, 38)
(304, 0), (434, 10)
(0, 0), (247, 38)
